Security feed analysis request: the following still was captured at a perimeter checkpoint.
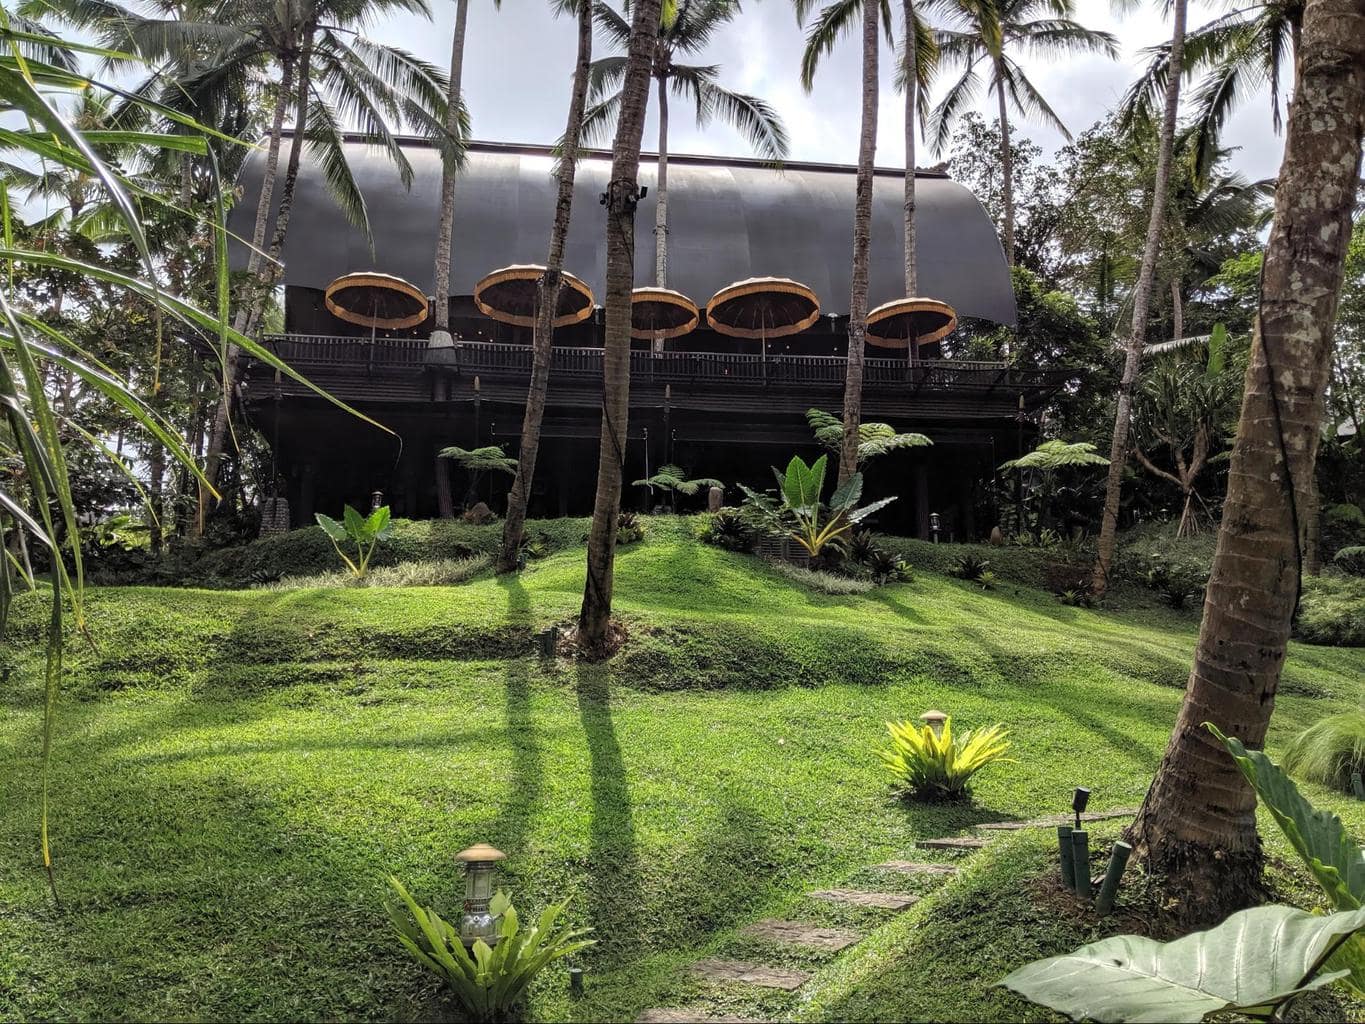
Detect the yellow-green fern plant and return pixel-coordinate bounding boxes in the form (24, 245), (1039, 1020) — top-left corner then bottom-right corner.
(880, 716), (1012, 800)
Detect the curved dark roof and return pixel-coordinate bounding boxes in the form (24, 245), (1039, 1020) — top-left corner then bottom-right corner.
(231, 138), (1016, 327)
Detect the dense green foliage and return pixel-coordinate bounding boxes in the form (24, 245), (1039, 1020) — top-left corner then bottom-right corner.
(3, 527), (1363, 1021)
(1284, 712), (1365, 795)
(1296, 577), (1365, 648)
(386, 883), (594, 1022)
(879, 717), (1012, 800)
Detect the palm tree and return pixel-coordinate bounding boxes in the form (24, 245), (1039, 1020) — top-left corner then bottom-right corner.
(579, 0), (664, 650)
(795, 0), (882, 484)
(499, 0), (595, 573)
(798, 0), (937, 297)
(42, 0), (456, 499)
(586, 0), (788, 287)
(928, 0), (1117, 268)
(1091, 0), (1186, 598)
(1122, 1), (1304, 177)
(1127, 0), (1364, 914)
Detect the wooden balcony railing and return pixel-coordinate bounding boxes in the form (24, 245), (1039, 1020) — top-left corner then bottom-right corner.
(258, 334), (1054, 391)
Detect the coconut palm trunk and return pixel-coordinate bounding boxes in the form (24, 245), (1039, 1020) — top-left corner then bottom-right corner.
(499, 0), (593, 572)
(203, 31), (314, 504)
(654, 69), (669, 287)
(198, 53), (294, 511)
(579, 0), (663, 648)
(902, 0), (918, 296)
(1091, 0), (1187, 597)
(1126, 0), (1365, 916)
(430, 0), (470, 347)
(838, 0), (880, 486)
(993, 62), (1016, 269)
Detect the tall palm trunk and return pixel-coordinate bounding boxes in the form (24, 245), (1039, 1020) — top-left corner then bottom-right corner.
(430, 0), (470, 347)
(1091, 0), (1187, 596)
(654, 70), (670, 287)
(579, 0), (663, 648)
(902, 0), (918, 296)
(1126, 0), (1365, 917)
(838, 0), (880, 485)
(198, 54), (295, 515)
(993, 62), (1015, 269)
(499, 1), (593, 573)
(1170, 278), (1184, 341)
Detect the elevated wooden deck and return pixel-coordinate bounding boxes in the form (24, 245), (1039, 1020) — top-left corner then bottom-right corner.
(246, 335), (1069, 423)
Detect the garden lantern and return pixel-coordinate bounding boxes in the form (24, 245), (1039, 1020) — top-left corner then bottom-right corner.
(929, 512), (941, 543)
(370, 490), (384, 513)
(920, 709), (948, 737)
(456, 843), (506, 947)
(1072, 787), (1091, 829)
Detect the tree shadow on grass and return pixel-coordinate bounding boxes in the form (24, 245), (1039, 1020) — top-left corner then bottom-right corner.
(496, 572), (531, 628)
(486, 658), (542, 861)
(574, 660), (644, 958)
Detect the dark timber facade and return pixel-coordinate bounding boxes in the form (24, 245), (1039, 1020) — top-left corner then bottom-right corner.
(232, 138), (1067, 540)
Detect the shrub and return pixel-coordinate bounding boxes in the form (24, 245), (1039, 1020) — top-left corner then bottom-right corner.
(1141, 558), (1208, 609)
(1282, 711), (1365, 793)
(1295, 576), (1365, 646)
(879, 717), (1012, 801)
(385, 880), (593, 1023)
(865, 545), (908, 584)
(699, 508), (753, 552)
(257, 555), (493, 591)
(616, 510), (644, 545)
(1057, 588), (1092, 608)
(1334, 546), (1365, 577)
(768, 560), (875, 595)
(953, 554), (991, 582)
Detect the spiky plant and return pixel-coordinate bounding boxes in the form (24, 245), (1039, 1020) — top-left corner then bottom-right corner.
(1282, 711), (1365, 794)
(880, 716), (1012, 800)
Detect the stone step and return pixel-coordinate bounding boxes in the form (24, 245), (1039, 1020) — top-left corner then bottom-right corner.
(976, 808), (1140, 832)
(874, 860), (960, 876)
(637, 1011), (764, 1024)
(691, 958), (812, 992)
(809, 888), (920, 910)
(742, 919), (860, 952)
(917, 836), (988, 851)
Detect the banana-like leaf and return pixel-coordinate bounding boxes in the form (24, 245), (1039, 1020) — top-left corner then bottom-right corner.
(830, 471), (863, 511)
(1001, 904), (1365, 1022)
(1210, 726), (1365, 910)
(1210, 725), (1365, 994)
(315, 513), (347, 543)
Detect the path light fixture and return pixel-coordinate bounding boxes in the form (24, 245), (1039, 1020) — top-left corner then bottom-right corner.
(919, 709), (948, 738)
(1072, 787), (1091, 830)
(370, 490), (384, 513)
(929, 512), (941, 543)
(456, 843), (506, 947)
(1352, 771), (1364, 800)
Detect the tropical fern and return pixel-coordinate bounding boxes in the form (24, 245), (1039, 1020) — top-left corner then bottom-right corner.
(439, 445), (519, 475)
(807, 408), (931, 466)
(633, 464), (722, 496)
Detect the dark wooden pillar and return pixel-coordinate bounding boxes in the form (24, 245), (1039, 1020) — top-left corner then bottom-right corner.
(914, 461), (931, 539)
(299, 462), (316, 527)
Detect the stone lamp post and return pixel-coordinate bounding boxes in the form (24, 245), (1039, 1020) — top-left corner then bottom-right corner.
(456, 843), (506, 947)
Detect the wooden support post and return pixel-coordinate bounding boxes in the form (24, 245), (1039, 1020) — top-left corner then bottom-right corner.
(914, 461), (930, 539)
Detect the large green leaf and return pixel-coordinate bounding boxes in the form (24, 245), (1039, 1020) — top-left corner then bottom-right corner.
(1210, 725), (1365, 994)
(1210, 726), (1365, 910)
(1001, 904), (1365, 1022)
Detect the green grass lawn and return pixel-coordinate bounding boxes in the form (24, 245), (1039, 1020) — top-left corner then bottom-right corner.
(2, 519), (1362, 1021)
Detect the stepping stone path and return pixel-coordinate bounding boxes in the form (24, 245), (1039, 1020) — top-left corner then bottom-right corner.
(977, 809), (1137, 832)
(875, 860), (959, 876)
(690, 959), (812, 991)
(637, 1011), (764, 1024)
(742, 919), (861, 952)
(809, 888), (919, 910)
(638, 808), (1140, 1023)
(917, 836), (988, 851)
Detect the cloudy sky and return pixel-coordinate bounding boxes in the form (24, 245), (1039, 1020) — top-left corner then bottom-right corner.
(375, 0), (1284, 182)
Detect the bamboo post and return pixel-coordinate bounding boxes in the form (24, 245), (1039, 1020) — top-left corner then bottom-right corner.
(1095, 841), (1133, 916)
(1057, 825), (1075, 891)
(1070, 830), (1091, 899)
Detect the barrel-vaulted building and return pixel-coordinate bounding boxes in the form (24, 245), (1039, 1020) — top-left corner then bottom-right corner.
(232, 137), (1065, 538)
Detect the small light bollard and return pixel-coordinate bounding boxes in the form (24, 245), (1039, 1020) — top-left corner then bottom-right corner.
(456, 843), (506, 948)
(1095, 841), (1133, 917)
(920, 709), (948, 738)
(1352, 771), (1364, 801)
(929, 512), (941, 544)
(537, 626), (559, 659)
(1070, 830), (1092, 899)
(1057, 825), (1075, 891)
(1072, 787), (1091, 830)
(569, 966), (585, 996)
